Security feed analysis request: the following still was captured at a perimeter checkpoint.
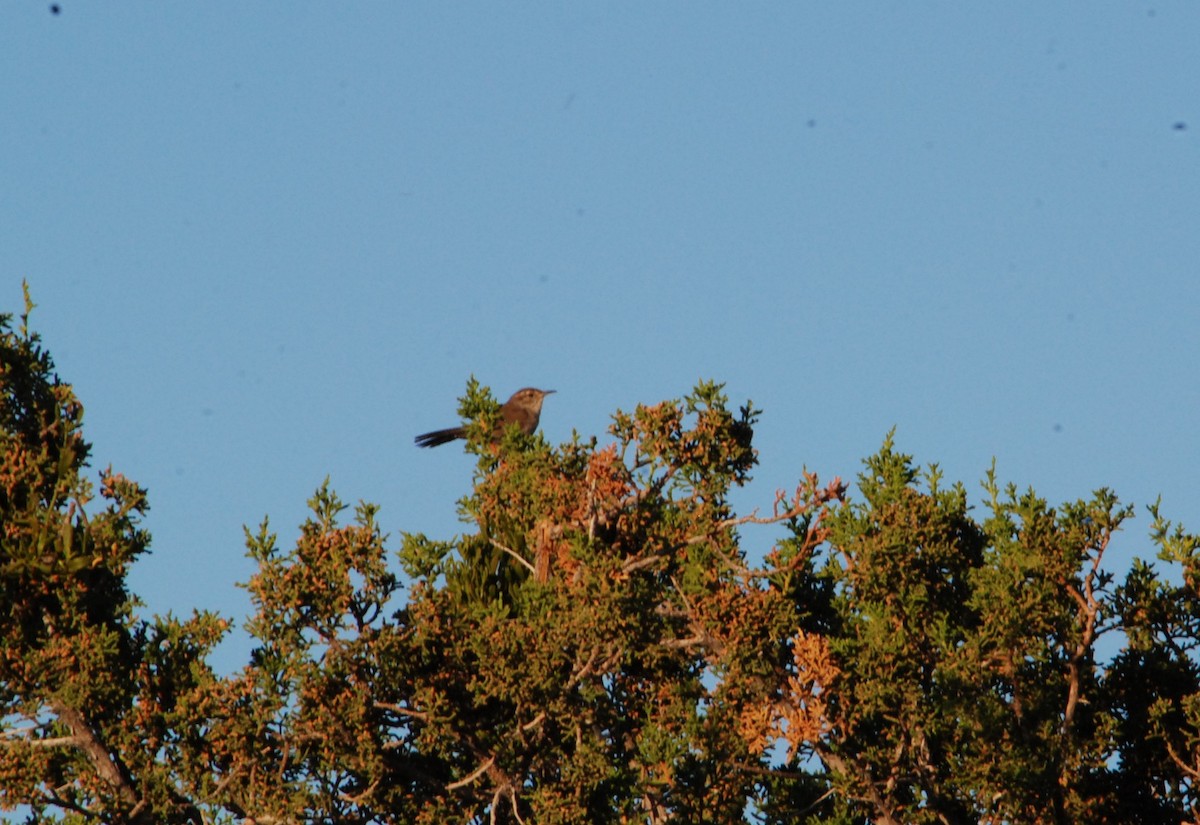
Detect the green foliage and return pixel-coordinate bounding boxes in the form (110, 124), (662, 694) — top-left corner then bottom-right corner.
(6, 293), (1200, 824)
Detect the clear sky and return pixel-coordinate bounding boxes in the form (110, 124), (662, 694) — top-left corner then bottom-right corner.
(3, 4), (1197, 670)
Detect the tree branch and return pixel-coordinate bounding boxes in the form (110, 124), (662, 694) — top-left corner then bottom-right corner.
(0, 735), (78, 748)
(490, 538), (537, 575)
(46, 698), (155, 825)
(447, 756), (496, 791)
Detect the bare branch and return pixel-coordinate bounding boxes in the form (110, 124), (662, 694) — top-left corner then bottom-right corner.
(373, 700), (428, 720)
(509, 786), (527, 825)
(0, 735), (79, 748)
(447, 755), (496, 791)
(520, 712), (546, 733)
(621, 554), (663, 574)
(47, 699), (141, 812)
(1164, 739), (1200, 783)
(659, 635), (707, 650)
(490, 538), (537, 575)
(338, 777), (381, 805)
(566, 647), (601, 690)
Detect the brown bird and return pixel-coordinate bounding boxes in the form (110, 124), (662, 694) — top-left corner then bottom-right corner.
(414, 387), (555, 448)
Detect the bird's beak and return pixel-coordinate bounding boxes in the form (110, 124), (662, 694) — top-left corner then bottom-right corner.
(543, 389), (556, 395)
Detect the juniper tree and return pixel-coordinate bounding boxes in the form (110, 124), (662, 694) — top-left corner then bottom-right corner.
(4, 289), (1200, 824)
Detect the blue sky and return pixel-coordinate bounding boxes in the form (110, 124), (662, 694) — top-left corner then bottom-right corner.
(3, 4), (1197, 669)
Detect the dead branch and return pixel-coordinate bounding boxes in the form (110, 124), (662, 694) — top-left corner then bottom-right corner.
(447, 755), (496, 791)
(490, 539), (537, 575)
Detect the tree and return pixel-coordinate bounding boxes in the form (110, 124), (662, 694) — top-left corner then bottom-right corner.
(3, 290), (1200, 824)
(0, 286), (224, 824)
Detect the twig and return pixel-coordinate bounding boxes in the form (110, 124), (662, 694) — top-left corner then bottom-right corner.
(373, 700), (428, 720)
(447, 755), (496, 791)
(1164, 739), (1200, 782)
(566, 648), (601, 689)
(509, 786), (527, 825)
(621, 554), (662, 574)
(490, 539), (537, 575)
(339, 777), (381, 805)
(521, 712), (546, 732)
(0, 735), (78, 748)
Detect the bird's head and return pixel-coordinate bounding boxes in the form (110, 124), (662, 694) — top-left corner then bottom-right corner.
(509, 387), (555, 413)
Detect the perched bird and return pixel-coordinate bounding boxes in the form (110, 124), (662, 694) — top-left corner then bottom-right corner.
(414, 387), (555, 448)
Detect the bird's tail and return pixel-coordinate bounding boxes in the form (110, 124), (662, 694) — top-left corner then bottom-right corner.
(414, 427), (466, 448)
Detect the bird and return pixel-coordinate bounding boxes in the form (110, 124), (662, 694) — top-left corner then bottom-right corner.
(414, 387), (555, 448)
